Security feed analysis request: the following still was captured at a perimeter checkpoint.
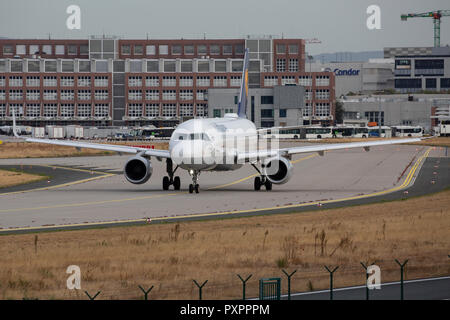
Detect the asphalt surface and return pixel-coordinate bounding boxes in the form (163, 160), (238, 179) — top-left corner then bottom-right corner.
(285, 276), (450, 300)
(0, 143), (448, 233)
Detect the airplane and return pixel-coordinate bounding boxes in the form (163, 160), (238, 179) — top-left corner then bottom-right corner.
(12, 48), (422, 194)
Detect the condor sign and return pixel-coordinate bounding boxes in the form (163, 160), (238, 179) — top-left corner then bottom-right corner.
(325, 67), (360, 76)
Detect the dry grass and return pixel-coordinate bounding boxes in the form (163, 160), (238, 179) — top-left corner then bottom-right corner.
(0, 169), (47, 189)
(0, 141), (169, 159)
(302, 136), (450, 147)
(408, 137), (450, 148)
(0, 189), (449, 300)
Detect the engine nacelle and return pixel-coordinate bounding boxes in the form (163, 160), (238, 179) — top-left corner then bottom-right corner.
(124, 155), (152, 184)
(262, 156), (293, 184)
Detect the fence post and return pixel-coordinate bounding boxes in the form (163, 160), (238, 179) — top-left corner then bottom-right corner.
(395, 259), (408, 300)
(84, 291), (101, 300)
(281, 269), (297, 300)
(236, 274), (252, 300)
(324, 265), (339, 300)
(138, 285), (154, 300)
(193, 280), (208, 300)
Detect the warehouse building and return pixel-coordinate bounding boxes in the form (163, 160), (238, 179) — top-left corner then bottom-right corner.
(0, 36), (335, 128)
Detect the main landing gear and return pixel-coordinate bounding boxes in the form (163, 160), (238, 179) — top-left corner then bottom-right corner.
(251, 163), (272, 191)
(188, 170), (200, 194)
(162, 159), (181, 191)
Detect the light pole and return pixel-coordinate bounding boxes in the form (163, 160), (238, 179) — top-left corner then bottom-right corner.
(308, 54), (314, 126)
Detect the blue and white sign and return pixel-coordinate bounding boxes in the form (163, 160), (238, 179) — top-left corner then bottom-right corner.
(325, 68), (360, 76)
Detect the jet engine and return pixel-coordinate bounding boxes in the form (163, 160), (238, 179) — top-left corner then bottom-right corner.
(262, 156), (293, 184)
(124, 155), (152, 184)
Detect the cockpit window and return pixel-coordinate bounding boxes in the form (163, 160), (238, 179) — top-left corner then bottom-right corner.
(175, 133), (210, 141)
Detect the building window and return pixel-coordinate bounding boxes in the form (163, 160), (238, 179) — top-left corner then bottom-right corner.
(261, 109), (274, 118)
(11, 60), (23, 72)
(0, 90), (5, 100)
(80, 44), (89, 55)
(121, 45), (131, 55)
(62, 60), (75, 72)
(288, 44), (298, 54)
(9, 89), (23, 100)
(0, 104), (6, 117)
(159, 45), (169, 55)
(316, 75), (330, 86)
(94, 76), (108, 87)
(147, 60), (159, 72)
(210, 45), (220, 55)
(60, 104), (75, 117)
(145, 104), (160, 117)
(61, 90), (74, 100)
(26, 76), (40, 87)
(79, 60), (91, 72)
(231, 60), (243, 72)
(196, 89), (207, 100)
(305, 89), (312, 100)
(26, 90), (40, 100)
(78, 90), (91, 100)
(128, 104), (143, 117)
(298, 76), (312, 86)
(230, 76), (241, 87)
(162, 90), (176, 100)
(171, 45), (182, 55)
(134, 45), (143, 55)
(281, 76), (295, 85)
(315, 103), (330, 117)
(0, 75), (5, 86)
(16, 45), (26, 55)
(184, 45), (194, 55)
(215, 60), (226, 72)
(261, 96), (274, 104)
(68, 45), (77, 55)
(196, 104), (207, 117)
(235, 44), (244, 55)
(441, 78), (450, 89)
(0, 61), (6, 73)
(276, 59), (286, 72)
(45, 60), (57, 72)
(279, 109), (287, 118)
(180, 90), (193, 101)
(78, 76), (91, 87)
(198, 45), (207, 55)
(179, 76), (193, 87)
(128, 76), (143, 87)
(60, 76), (75, 87)
(94, 90), (109, 100)
(395, 78), (422, 90)
(77, 104), (91, 117)
(213, 76), (227, 87)
(196, 76), (210, 87)
(145, 90), (159, 100)
(264, 76), (278, 87)
(303, 104), (311, 117)
(42, 45), (52, 55)
(364, 111), (384, 125)
(288, 59), (298, 72)
(9, 76), (23, 87)
(213, 109), (221, 118)
(181, 60), (193, 72)
(223, 45), (232, 55)
(43, 104), (57, 117)
(316, 89), (330, 100)
(180, 104), (193, 116)
(128, 90), (142, 101)
(44, 90), (57, 100)
(425, 78), (437, 89)
(276, 44), (286, 54)
(163, 60), (176, 72)
(43, 76), (57, 87)
(145, 76), (159, 87)
(3, 45), (14, 55)
(55, 45), (65, 55)
(162, 104), (177, 117)
(146, 45), (156, 55)
(197, 60), (210, 72)
(162, 76), (176, 86)
(9, 104), (23, 116)
(94, 104), (109, 117)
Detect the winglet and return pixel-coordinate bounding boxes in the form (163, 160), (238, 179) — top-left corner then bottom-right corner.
(237, 48), (249, 118)
(11, 105), (22, 139)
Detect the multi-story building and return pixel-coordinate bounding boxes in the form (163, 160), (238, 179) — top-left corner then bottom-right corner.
(0, 36), (335, 128)
(385, 46), (450, 93)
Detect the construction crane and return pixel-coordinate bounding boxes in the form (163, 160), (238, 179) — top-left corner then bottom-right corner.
(401, 10), (450, 47)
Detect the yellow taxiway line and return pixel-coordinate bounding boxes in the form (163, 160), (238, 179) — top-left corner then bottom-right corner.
(0, 148), (430, 233)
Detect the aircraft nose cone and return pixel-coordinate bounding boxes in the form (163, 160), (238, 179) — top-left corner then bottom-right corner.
(171, 141), (215, 166)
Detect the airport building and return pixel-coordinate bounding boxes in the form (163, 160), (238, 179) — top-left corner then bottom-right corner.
(0, 36), (335, 128)
(341, 94), (450, 132)
(310, 60), (395, 97)
(384, 46), (450, 93)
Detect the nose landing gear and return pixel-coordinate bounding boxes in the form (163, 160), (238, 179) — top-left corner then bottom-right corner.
(188, 170), (200, 194)
(252, 163), (272, 191)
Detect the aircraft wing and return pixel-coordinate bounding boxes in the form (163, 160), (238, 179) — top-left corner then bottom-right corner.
(238, 138), (422, 162)
(22, 137), (171, 158)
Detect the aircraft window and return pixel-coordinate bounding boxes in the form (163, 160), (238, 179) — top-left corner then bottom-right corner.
(176, 133), (188, 140)
(189, 133), (210, 141)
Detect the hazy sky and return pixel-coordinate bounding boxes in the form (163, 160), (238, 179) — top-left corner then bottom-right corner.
(1, 0), (449, 54)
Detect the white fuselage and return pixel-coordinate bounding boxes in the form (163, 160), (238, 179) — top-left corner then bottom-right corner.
(169, 115), (257, 171)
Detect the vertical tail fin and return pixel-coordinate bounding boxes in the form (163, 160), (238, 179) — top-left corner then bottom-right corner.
(237, 48), (249, 118)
